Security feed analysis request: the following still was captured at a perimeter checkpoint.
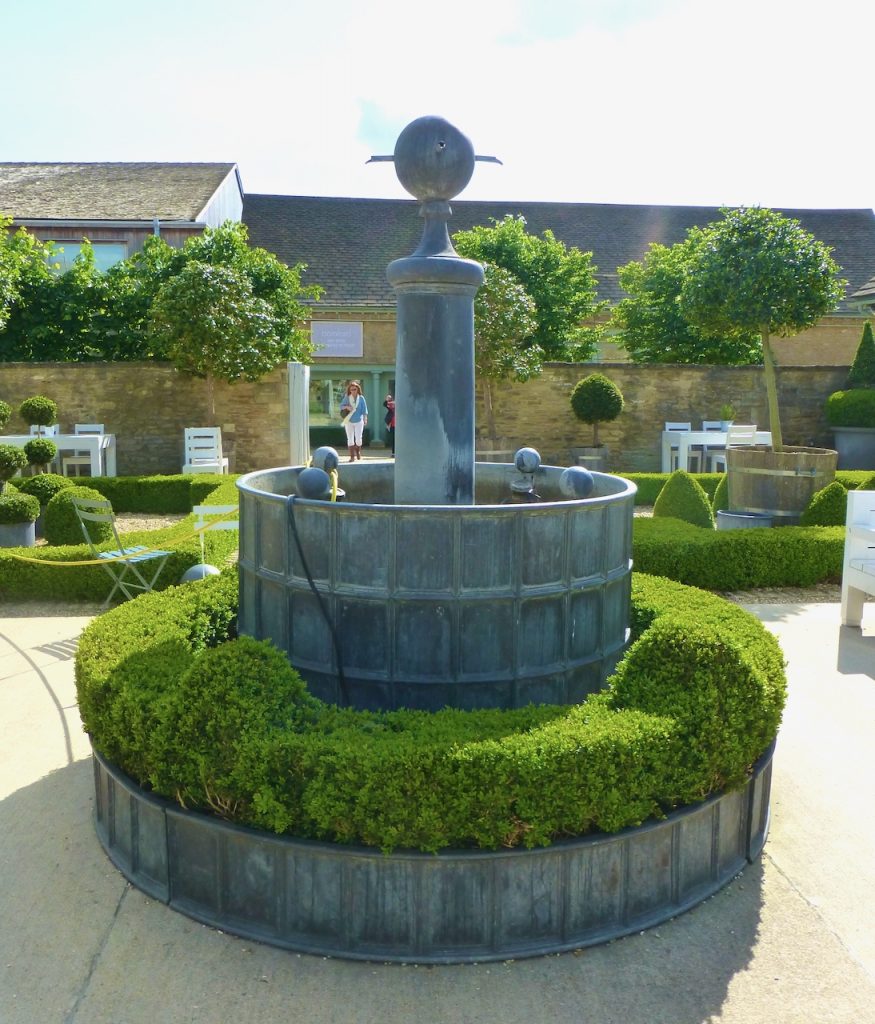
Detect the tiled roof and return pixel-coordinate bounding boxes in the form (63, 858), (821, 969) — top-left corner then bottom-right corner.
(851, 274), (875, 302)
(0, 163), (238, 221)
(242, 194), (875, 312)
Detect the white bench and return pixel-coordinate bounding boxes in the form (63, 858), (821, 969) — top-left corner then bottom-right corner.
(841, 490), (875, 627)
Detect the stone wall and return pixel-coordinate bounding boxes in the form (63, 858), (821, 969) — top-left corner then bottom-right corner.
(0, 359), (850, 475)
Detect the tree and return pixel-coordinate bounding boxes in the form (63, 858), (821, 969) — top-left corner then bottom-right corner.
(680, 207), (845, 451)
(453, 214), (604, 361)
(847, 320), (875, 389)
(473, 263), (539, 443)
(613, 235), (762, 365)
(570, 373), (624, 446)
(149, 261), (314, 420)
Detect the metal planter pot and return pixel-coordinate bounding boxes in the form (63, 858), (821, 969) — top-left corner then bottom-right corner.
(0, 520), (36, 548)
(831, 427), (875, 471)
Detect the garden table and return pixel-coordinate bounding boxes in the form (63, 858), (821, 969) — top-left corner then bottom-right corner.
(0, 432), (117, 476)
(660, 429), (772, 473)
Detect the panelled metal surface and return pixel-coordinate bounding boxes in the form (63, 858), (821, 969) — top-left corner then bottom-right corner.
(92, 744), (774, 963)
(237, 463), (636, 710)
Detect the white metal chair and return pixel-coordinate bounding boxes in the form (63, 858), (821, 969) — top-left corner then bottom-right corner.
(61, 423), (104, 477)
(695, 420), (724, 472)
(709, 424), (758, 472)
(841, 491), (875, 627)
(664, 421), (701, 472)
(71, 494), (172, 607)
(29, 424), (59, 436)
(182, 427), (229, 474)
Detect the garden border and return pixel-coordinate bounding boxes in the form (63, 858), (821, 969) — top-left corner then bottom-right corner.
(93, 742), (773, 963)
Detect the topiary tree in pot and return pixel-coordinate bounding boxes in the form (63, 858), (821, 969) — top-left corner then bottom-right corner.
(825, 321), (875, 470)
(0, 442), (38, 546)
(19, 395), (58, 436)
(23, 436), (58, 474)
(680, 207), (845, 522)
(570, 373), (624, 470)
(16, 472), (74, 538)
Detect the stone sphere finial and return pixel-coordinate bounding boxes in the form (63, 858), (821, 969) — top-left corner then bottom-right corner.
(393, 116), (476, 202)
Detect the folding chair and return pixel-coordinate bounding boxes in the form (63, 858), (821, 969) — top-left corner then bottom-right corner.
(192, 504), (239, 564)
(71, 494), (172, 607)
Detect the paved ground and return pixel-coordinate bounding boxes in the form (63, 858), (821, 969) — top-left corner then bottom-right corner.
(1, 599), (874, 1024)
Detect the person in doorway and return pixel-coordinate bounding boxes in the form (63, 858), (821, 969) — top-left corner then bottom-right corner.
(383, 393), (396, 455)
(340, 381), (368, 461)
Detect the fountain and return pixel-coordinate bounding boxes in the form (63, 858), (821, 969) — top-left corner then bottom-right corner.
(236, 115), (637, 711)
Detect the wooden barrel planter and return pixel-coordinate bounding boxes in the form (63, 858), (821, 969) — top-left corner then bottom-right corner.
(91, 744), (774, 964)
(727, 445), (837, 525)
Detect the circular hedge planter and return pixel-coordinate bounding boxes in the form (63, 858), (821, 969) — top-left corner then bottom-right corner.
(92, 743), (773, 963)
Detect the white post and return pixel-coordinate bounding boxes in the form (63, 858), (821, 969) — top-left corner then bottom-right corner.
(288, 362), (310, 466)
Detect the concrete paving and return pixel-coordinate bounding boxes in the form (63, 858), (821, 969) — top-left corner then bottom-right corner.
(1, 598), (874, 1024)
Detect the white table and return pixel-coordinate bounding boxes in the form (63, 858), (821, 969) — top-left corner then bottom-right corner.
(1, 433), (117, 476)
(661, 430), (772, 473)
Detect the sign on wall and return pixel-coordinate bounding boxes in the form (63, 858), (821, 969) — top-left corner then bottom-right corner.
(312, 321), (363, 358)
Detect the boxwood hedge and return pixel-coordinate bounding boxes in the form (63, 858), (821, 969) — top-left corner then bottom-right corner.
(75, 572), (786, 853)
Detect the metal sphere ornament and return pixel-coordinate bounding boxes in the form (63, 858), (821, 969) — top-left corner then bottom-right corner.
(296, 466), (332, 500)
(393, 116), (476, 202)
(559, 466), (595, 499)
(180, 563), (222, 583)
(514, 447), (541, 474)
(311, 446), (340, 472)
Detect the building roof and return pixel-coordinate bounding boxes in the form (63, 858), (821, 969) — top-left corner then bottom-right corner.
(242, 194), (875, 312)
(0, 162), (239, 222)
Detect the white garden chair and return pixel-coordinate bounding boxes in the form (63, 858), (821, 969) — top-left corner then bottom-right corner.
(61, 423), (104, 477)
(709, 424), (758, 472)
(664, 421), (701, 472)
(182, 427), (229, 474)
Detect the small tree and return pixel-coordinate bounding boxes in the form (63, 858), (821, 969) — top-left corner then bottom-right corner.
(847, 321), (875, 389)
(474, 263), (539, 444)
(0, 444), (27, 494)
(149, 262), (313, 421)
(454, 214), (604, 361)
(680, 207), (845, 451)
(23, 437), (58, 474)
(570, 373), (624, 446)
(613, 235), (761, 365)
(19, 395), (57, 435)
(0, 400), (11, 430)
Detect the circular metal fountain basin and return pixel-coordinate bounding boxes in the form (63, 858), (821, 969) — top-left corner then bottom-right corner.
(237, 462), (635, 711)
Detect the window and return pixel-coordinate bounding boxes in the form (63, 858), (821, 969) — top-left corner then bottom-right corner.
(48, 241), (128, 273)
(309, 378), (351, 426)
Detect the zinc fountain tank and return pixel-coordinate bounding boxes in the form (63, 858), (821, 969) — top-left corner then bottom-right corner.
(237, 116), (636, 711)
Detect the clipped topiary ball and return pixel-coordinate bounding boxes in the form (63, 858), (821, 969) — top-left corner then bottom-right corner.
(570, 373), (624, 446)
(711, 473), (729, 514)
(0, 443), (28, 488)
(0, 400), (11, 430)
(44, 485), (114, 546)
(19, 395), (57, 429)
(0, 491), (40, 525)
(653, 470), (715, 529)
(800, 481), (848, 527)
(23, 437), (58, 471)
(15, 472), (74, 507)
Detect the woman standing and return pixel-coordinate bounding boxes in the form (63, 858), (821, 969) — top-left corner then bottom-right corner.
(340, 381), (368, 461)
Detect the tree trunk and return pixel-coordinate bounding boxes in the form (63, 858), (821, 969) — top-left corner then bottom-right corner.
(592, 420), (600, 446)
(483, 380), (497, 447)
(761, 327), (783, 451)
(206, 374), (216, 423)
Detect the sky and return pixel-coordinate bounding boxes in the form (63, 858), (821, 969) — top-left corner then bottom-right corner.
(2, 0), (873, 211)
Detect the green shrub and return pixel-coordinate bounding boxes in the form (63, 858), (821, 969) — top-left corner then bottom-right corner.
(800, 481), (848, 527)
(44, 485), (114, 546)
(18, 395), (57, 428)
(857, 473), (875, 491)
(0, 444), (28, 492)
(712, 473), (728, 513)
(83, 473), (238, 513)
(75, 573), (785, 853)
(23, 437), (58, 471)
(633, 517), (843, 589)
(848, 321), (875, 389)
(570, 373), (624, 446)
(652, 470), (714, 528)
(618, 473), (722, 505)
(825, 389), (875, 428)
(0, 492), (40, 524)
(15, 473), (75, 506)
(0, 400), (11, 430)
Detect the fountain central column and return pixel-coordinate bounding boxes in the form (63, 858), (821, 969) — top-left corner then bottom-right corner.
(386, 117), (484, 505)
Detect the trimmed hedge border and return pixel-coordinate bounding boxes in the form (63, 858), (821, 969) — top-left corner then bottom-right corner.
(76, 573), (785, 853)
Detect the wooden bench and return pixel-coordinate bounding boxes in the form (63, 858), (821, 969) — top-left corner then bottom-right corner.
(841, 490), (875, 627)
